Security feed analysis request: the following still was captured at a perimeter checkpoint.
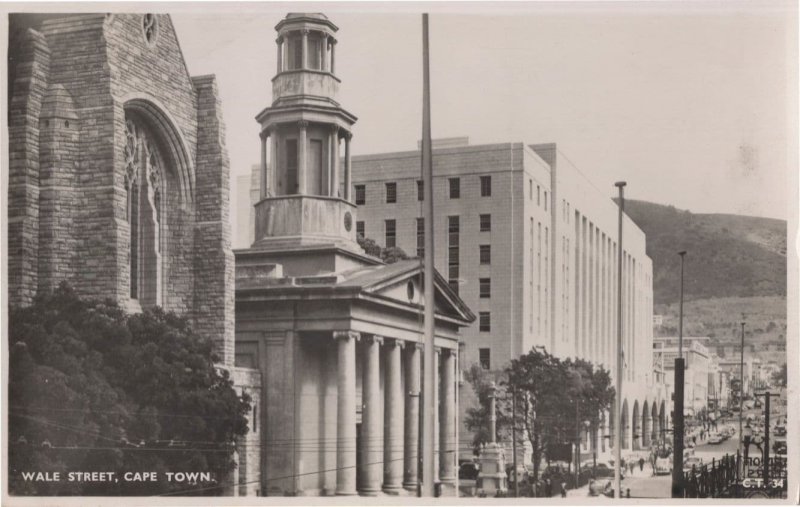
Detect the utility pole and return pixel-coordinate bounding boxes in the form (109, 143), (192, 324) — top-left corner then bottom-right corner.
(613, 181), (626, 500)
(671, 250), (687, 498)
(763, 393), (770, 486)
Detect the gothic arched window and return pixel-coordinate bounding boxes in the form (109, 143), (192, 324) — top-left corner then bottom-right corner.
(124, 114), (164, 308)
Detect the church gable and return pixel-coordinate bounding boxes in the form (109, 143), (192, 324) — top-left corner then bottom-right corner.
(356, 261), (475, 324)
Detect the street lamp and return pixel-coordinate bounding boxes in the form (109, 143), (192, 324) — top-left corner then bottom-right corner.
(672, 250), (687, 498)
(738, 322), (746, 465)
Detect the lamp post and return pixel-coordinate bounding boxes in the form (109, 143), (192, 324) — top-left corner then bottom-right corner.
(738, 322), (745, 466)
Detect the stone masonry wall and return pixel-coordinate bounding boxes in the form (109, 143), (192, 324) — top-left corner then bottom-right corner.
(192, 74), (235, 367)
(8, 28), (50, 306)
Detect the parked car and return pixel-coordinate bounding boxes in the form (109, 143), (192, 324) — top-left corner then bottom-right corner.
(772, 438), (787, 456)
(708, 433), (724, 444)
(654, 457), (672, 475)
(683, 456), (704, 473)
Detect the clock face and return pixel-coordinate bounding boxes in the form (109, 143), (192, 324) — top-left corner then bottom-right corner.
(344, 211), (353, 231)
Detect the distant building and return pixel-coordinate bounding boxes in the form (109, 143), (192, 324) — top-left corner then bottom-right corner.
(653, 314), (664, 326)
(654, 337), (712, 415)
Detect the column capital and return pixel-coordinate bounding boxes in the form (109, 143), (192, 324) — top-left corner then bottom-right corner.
(301, 28), (310, 36)
(385, 337), (405, 349)
(298, 120), (309, 130)
(329, 124), (340, 134)
(364, 334), (383, 346)
(333, 330), (360, 342)
(276, 36), (284, 44)
(341, 130), (352, 141)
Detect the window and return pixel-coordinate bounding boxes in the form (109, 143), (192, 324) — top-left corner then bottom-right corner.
(544, 191), (548, 211)
(480, 175), (492, 197)
(448, 216), (460, 295)
(449, 177), (460, 199)
(385, 219), (396, 248)
(537, 185), (541, 206)
(308, 36), (321, 70)
(479, 312), (491, 332)
(417, 180), (424, 201)
(479, 348), (491, 370)
(385, 182), (397, 203)
(479, 278), (491, 298)
(529, 179), (533, 200)
(354, 184), (366, 205)
(480, 214), (491, 232)
(479, 244), (491, 265)
(124, 115), (164, 307)
(356, 221), (365, 238)
(253, 403), (258, 433)
(285, 139), (298, 193)
(416, 218), (424, 258)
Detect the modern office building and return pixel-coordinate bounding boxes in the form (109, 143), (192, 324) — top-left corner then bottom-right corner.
(348, 139), (662, 453)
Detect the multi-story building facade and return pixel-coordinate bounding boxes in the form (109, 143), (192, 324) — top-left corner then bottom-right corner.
(654, 337), (712, 415)
(347, 139), (661, 453)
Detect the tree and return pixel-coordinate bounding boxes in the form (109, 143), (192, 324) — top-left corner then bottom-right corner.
(772, 363), (787, 388)
(505, 347), (614, 481)
(357, 234), (409, 264)
(463, 365), (511, 452)
(8, 284), (250, 495)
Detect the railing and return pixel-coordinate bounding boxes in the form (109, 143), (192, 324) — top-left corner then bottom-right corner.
(683, 452), (740, 498)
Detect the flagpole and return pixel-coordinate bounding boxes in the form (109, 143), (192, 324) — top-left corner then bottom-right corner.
(614, 181), (626, 499)
(421, 12), (437, 498)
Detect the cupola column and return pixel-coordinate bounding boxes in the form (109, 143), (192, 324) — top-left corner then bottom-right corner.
(297, 121), (308, 195)
(344, 132), (352, 201)
(260, 131), (268, 198)
(276, 37), (283, 73)
(301, 29), (309, 69)
(330, 39), (336, 73)
(321, 33), (329, 71)
(269, 126), (278, 196)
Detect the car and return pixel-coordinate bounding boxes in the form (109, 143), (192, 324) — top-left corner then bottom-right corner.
(654, 458), (672, 475)
(772, 439), (787, 456)
(683, 457), (704, 473)
(708, 433), (724, 444)
(774, 425), (787, 437)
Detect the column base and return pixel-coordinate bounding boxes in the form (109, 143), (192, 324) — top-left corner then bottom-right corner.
(382, 485), (404, 496)
(358, 488), (382, 497)
(335, 490), (358, 496)
(403, 482), (419, 495)
(438, 480), (458, 497)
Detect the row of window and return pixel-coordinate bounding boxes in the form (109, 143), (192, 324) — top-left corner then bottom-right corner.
(354, 175), (492, 205)
(527, 179), (548, 211)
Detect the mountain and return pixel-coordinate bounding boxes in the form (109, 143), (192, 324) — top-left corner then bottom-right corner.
(620, 200), (787, 305)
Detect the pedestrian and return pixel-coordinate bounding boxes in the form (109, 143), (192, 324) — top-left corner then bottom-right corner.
(692, 435), (697, 446)
(545, 478), (552, 497)
(560, 481), (567, 498)
(639, 457), (644, 472)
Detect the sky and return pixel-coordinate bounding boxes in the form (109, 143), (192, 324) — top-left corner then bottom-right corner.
(170, 1), (798, 222)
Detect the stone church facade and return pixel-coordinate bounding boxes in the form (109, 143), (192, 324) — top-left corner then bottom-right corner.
(7, 13), (234, 365)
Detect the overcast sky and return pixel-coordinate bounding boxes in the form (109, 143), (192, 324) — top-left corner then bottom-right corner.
(171, 1), (797, 221)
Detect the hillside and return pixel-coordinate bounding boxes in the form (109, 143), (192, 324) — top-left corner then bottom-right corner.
(620, 200), (787, 305)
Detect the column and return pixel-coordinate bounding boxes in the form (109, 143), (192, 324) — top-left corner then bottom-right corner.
(329, 126), (339, 197)
(301, 29), (308, 69)
(433, 348), (440, 483)
(332, 130), (341, 197)
(334, 330), (359, 496)
(344, 132), (352, 201)
(439, 349), (456, 487)
(330, 39), (336, 73)
(269, 127), (278, 197)
(297, 121), (308, 195)
(260, 132), (267, 199)
(403, 344), (421, 492)
(361, 335), (383, 496)
(276, 36), (283, 73)
(321, 34), (329, 71)
(383, 339), (404, 494)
